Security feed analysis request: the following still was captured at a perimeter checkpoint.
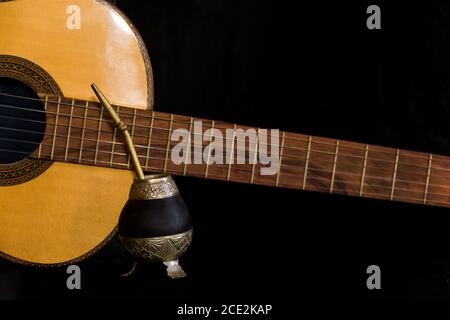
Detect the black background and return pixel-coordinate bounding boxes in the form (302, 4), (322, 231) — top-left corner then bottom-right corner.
(3, 0), (450, 306)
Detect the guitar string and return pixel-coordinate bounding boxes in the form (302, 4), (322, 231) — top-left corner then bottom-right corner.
(0, 111), (414, 167)
(0, 99), (338, 156)
(0, 92), (440, 162)
(2, 128), (450, 196)
(0, 92), (431, 159)
(0, 101), (329, 155)
(0, 96), (439, 169)
(0, 145), (448, 203)
(0, 120), (447, 183)
(0, 102), (444, 177)
(0, 104), (447, 181)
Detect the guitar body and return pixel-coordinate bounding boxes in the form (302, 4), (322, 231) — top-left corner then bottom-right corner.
(0, 0), (154, 265)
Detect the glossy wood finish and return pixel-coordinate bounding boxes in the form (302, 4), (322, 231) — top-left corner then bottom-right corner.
(0, 0), (151, 265)
(0, 0), (152, 109)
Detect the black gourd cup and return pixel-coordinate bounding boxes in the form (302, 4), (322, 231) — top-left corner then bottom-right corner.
(118, 174), (193, 278)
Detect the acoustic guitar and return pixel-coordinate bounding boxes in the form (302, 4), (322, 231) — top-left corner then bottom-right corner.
(1, 0), (449, 267)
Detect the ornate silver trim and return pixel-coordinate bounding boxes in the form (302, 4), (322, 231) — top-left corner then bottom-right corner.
(120, 229), (193, 262)
(129, 174), (179, 200)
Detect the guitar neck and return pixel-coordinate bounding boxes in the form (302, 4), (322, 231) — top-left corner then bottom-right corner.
(31, 96), (450, 208)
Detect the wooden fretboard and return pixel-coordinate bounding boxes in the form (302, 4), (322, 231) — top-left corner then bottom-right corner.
(31, 96), (450, 208)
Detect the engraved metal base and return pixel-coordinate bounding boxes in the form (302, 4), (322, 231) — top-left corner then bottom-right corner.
(120, 229), (193, 262)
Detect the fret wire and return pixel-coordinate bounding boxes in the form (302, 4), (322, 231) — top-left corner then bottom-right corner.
(330, 139), (340, 193)
(37, 95), (48, 158)
(204, 120), (215, 179)
(423, 154), (433, 204)
(50, 96), (61, 160)
(144, 111), (154, 172)
(302, 136), (312, 189)
(359, 144), (369, 197)
(390, 149), (400, 200)
(43, 96), (48, 110)
(64, 99), (75, 161)
(78, 101), (89, 162)
(163, 114), (174, 173)
(94, 107), (103, 165)
(275, 131), (286, 186)
(183, 117), (193, 176)
(110, 106), (119, 167)
(127, 109), (137, 169)
(227, 124), (237, 181)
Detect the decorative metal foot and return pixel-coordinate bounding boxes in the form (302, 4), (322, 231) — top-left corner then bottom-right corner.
(164, 260), (187, 279)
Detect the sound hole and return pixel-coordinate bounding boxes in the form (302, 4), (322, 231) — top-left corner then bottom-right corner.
(0, 78), (45, 164)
